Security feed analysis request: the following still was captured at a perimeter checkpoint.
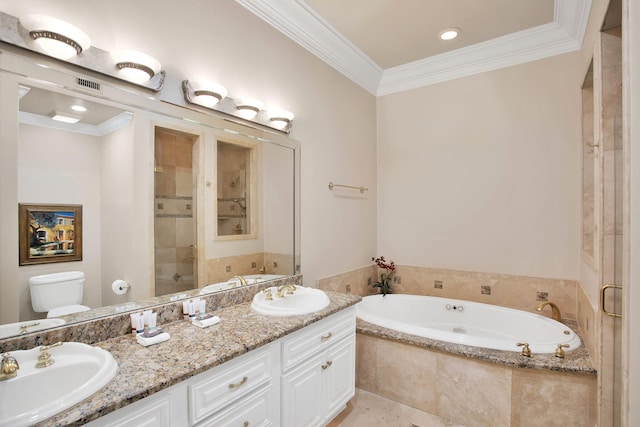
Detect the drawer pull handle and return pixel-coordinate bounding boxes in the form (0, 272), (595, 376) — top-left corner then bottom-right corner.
(243, 422), (249, 427)
(321, 360), (333, 370)
(320, 332), (332, 341)
(229, 376), (248, 389)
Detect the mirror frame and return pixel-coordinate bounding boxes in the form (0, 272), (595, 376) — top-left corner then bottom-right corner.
(0, 46), (301, 339)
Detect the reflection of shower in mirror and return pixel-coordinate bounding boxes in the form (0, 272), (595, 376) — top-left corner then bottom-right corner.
(233, 198), (246, 212)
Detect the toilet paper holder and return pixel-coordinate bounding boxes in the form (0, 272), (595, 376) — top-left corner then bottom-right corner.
(112, 279), (131, 295)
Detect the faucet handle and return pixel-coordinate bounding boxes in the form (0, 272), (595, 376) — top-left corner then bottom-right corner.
(263, 289), (274, 301)
(37, 342), (63, 368)
(516, 342), (532, 357)
(555, 344), (570, 359)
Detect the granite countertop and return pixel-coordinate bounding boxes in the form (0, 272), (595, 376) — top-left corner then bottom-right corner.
(36, 292), (361, 427)
(356, 318), (596, 375)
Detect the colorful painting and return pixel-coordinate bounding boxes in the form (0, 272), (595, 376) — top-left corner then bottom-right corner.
(19, 204), (82, 265)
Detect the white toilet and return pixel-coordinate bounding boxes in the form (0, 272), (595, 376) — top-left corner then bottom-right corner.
(29, 271), (91, 318)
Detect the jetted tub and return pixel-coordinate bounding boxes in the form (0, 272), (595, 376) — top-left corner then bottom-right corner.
(356, 294), (581, 354)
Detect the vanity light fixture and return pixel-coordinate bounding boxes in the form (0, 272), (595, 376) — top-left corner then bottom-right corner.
(181, 80), (294, 133)
(438, 27), (460, 41)
(20, 15), (91, 60)
(111, 50), (161, 84)
(234, 98), (264, 120)
(49, 111), (81, 124)
(190, 81), (228, 108)
(268, 109), (295, 130)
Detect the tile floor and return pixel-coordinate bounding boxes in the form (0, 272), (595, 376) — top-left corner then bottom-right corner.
(327, 388), (463, 427)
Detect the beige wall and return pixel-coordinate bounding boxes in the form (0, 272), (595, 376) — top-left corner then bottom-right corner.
(17, 124), (103, 320)
(377, 53), (582, 280)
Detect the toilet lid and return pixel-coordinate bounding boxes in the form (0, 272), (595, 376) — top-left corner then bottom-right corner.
(47, 305), (91, 318)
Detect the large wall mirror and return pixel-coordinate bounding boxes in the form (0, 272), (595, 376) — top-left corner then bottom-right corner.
(0, 48), (300, 339)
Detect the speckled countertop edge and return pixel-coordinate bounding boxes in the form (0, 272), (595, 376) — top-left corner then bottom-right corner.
(356, 318), (596, 376)
(35, 292), (361, 427)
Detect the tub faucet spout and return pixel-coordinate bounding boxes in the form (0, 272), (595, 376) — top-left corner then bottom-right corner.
(536, 301), (562, 321)
(232, 275), (248, 287)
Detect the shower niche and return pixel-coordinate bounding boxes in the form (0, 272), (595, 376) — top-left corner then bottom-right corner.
(216, 140), (256, 238)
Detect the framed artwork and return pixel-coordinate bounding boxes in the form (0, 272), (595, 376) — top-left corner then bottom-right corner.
(18, 203), (83, 266)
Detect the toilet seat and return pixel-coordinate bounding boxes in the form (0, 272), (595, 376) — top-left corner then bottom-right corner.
(47, 304), (91, 318)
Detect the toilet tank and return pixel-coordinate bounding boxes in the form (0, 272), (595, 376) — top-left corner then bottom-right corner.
(29, 271), (85, 313)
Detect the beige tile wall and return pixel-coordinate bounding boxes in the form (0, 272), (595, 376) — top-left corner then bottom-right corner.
(154, 129), (196, 296)
(316, 265), (378, 296)
(357, 333), (596, 427)
(576, 282), (598, 368)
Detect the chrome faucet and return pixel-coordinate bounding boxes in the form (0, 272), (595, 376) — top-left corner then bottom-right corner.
(0, 353), (19, 380)
(232, 275), (249, 287)
(276, 284), (296, 298)
(536, 301), (562, 321)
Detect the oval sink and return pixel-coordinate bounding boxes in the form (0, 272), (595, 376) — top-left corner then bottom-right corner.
(0, 319), (66, 339)
(251, 286), (330, 316)
(0, 342), (118, 427)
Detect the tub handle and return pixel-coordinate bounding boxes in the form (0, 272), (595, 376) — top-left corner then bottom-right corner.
(516, 342), (531, 357)
(600, 284), (622, 318)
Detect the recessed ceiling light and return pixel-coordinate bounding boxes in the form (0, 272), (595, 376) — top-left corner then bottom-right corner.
(438, 28), (460, 41)
(49, 111), (80, 124)
(71, 105), (87, 112)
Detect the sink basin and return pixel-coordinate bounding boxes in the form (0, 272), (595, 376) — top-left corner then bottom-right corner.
(200, 274), (286, 295)
(0, 319), (66, 339)
(251, 286), (330, 316)
(0, 342), (118, 427)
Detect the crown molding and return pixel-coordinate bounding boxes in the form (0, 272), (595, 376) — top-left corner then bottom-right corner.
(19, 111), (133, 136)
(235, 0), (381, 95)
(235, 0), (592, 96)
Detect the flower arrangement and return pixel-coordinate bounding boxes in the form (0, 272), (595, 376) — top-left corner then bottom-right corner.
(371, 256), (396, 296)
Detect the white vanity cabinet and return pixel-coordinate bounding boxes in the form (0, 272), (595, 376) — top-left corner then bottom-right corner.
(85, 343), (280, 427)
(280, 308), (356, 427)
(84, 307), (355, 427)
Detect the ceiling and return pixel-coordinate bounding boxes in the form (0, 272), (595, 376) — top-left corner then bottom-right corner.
(303, 0), (555, 69)
(19, 86), (131, 135)
(236, 0), (593, 96)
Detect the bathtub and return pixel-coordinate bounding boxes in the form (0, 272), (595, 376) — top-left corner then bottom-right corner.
(356, 294), (581, 354)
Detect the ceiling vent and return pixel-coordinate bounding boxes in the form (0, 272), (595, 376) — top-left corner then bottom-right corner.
(74, 77), (102, 94)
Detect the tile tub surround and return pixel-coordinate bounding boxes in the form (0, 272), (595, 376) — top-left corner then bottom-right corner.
(319, 265), (580, 321)
(0, 275), (302, 353)
(24, 292), (361, 426)
(206, 252), (295, 284)
(356, 325), (597, 427)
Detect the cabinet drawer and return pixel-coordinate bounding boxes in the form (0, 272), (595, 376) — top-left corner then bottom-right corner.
(195, 384), (276, 427)
(282, 307), (355, 371)
(189, 344), (276, 425)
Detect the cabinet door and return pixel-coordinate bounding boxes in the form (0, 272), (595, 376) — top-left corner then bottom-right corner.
(324, 336), (355, 422)
(281, 353), (325, 427)
(84, 392), (181, 427)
